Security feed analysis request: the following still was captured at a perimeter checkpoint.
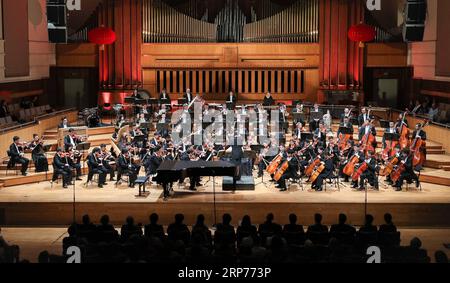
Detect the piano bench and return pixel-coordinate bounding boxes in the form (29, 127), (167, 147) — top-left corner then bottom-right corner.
(136, 176), (150, 197)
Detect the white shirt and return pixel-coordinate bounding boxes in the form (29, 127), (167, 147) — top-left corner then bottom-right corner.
(69, 136), (76, 147)
(365, 126), (371, 135)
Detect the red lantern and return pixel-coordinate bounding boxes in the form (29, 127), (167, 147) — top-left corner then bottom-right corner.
(88, 27), (116, 46)
(348, 23), (376, 47)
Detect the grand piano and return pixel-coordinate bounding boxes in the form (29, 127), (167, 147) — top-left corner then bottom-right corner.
(154, 160), (238, 185)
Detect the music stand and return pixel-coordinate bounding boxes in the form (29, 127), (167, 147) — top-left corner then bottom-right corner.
(309, 111), (322, 121)
(300, 132), (314, 142)
(43, 144), (52, 181)
(338, 127), (353, 136)
(380, 120), (390, 129)
(383, 133), (400, 142)
(292, 113), (306, 123)
(76, 142), (91, 172)
(124, 97), (135, 104)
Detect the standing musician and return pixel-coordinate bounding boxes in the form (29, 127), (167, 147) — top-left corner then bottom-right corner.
(226, 91), (237, 108)
(352, 151), (379, 191)
(117, 148), (140, 188)
(263, 92), (275, 107)
(183, 88), (194, 104)
(340, 108), (352, 122)
(392, 150), (420, 191)
(275, 150), (300, 192)
(29, 134), (48, 173)
(293, 122), (306, 141)
(311, 151), (334, 192)
(52, 148), (73, 188)
(358, 107), (370, 127)
(314, 122), (327, 147)
(100, 144), (116, 181)
(412, 122), (427, 161)
(309, 104), (323, 132)
(64, 128), (84, 151)
(159, 88), (171, 101)
(8, 136), (29, 176)
(87, 147), (108, 188)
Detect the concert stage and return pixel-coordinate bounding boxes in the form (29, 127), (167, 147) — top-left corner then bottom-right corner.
(0, 172), (449, 228)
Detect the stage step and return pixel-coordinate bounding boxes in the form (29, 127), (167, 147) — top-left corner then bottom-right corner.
(443, 166), (450, 172)
(222, 176), (255, 191)
(420, 169), (450, 186)
(0, 167), (89, 187)
(427, 149), (446, 155)
(424, 154), (450, 169)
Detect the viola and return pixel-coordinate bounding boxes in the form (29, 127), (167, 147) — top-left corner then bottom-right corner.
(273, 161), (289, 181)
(352, 162), (368, 181)
(266, 154), (283, 175)
(343, 154), (360, 176)
(309, 163), (325, 183)
(305, 157), (321, 177)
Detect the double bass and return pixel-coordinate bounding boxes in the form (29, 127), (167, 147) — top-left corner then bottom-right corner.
(410, 120), (429, 167)
(398, 111), (410, 149)
(360, 127), (375, 154)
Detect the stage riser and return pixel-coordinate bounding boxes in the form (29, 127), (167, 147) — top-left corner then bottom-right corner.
(0, 168), (89, 187)
(1, 202), (449, 227)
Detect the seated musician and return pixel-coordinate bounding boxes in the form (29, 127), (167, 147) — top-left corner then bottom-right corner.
(385, 146), (401, 185)
(52, 148), (73, 188)
(358, 107), (370, 127)
(309, 104), (323, 132)
(338, 117), (354, 135)
(340, 108), (352, 122)
(65, 146), (82, 181)
(100, 144), (116, 181)
(392, 150), (420, 191)
(29, 134), (48, 173)
(412, 122), (427, 161)
(8, 136), (29, 176)
(116, 115), (127, 129)
(293, 122), (306, 140)
(159, 88), (171, 102)
(117, 148), (140, 188)
(382, 121), (398, 149)
(292, 103), (305, 125)
(136, 113), (147, 127)
(263, 92), (275, 107)
(183, 88), (194, 104)
(311, 151), (334, 192)
(352, 151), (379, 191)
(64, 129), (83, 152)
(275, 150), (300, 192)
(58, 117), (70, 129)
(314, 122), (327, 147)
(87, 147), (108, 188)
(227, 91), (237, 108)
(339, 140), (356, 182)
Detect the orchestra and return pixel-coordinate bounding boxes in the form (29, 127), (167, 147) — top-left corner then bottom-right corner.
(7, 92), (430, 197)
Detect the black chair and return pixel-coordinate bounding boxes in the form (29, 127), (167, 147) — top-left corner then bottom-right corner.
(6, 150), (19, 176)
(283, 231), (306, 246)
(378, 231), (401, 247)
(306, 231), (330, 246)
(84, 162), (100, 188)
(356, 231), (378, 249)
(330, 231), (355, 245)
(324, 170), (341, 191)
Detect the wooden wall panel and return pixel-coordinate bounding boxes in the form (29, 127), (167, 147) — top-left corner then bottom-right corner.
(56, 44), (98, 68)
(366, 43), (408, 68)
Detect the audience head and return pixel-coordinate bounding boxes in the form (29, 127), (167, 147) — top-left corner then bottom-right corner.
(384, 213), (393, 224)
(222, 213), (232, 225)
(266, 213), (274, 223)
(410, 237), (422, 249)
(314, 213), (323, 224)
(149, 213), (158, 224)
(338, 213), (347, 225)
(196, 214), (205, 226)
(100, 215), (110, 225)
(175, 213), (184, 224)
(126, 216), (134, 226)
(38, 251), (50, 263)
(434, 251), (448, 263)
(241, 215), (251, 226)
(365, 214), (374, 226)
(82, 214), (91, 225)
(289, 213), (297, 225)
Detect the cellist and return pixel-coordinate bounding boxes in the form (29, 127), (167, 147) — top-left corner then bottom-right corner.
(411, 123), (427, 168)
(352, 151), (379, 191)
(311, 151), (334, 192)
(358, 119), (377, 153)
(275, 150), (300, 192)
(392, 150), (420, 191)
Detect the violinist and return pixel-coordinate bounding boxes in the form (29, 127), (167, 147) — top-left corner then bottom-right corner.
(52, 147), (73, 188)
(353, 151), (379, 191)
(29, 134), (48, 173)
(64, 128), (84, 151)
(117, 148), (140, 188)
(293, 122), (305, 141)
(275, 150), (300, 192)
(392, 150), (420, 191)
(382, 121), (398, 147)
(87, 147), (108, 188)
(358, 107), (370, 127)
(65, 146), (82, 181)
(314, 122), (327, 146)
(100, 144), (116, 181)
(8, 136), (29, 176)
(311, 151), (334, 192)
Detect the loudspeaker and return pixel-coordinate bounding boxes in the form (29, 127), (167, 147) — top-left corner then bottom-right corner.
(402, 24), (425, 42)
(404, 1), (427, 23)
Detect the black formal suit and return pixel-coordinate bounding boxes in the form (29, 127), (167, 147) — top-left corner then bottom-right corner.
(314, 128), (327, 146)
(183, 92), (194, 104)
(52, 154), (72, 186)
(117, 154), (139, 186)
(0, 105), (9, 118)
(8, 143), (29, 174)
(358, 113), (370, 127)
(226, 94), (237, 105)
(87, 154), (107, 185)
(313, 158), (334, 190)
(358, 158), (378, 189)
(277, 157), (300, 189)
(145, 154), (162, 175)
(412, 130), (427, 141)
(64, 135), (81, 151)
(358, 125), (377, 141)
(337, 122), (354, 135)
(262, 96), (275, 107)
(394, 155), (419, 187)
(159, 92), (171, 101)
(58, 122), (70, 129)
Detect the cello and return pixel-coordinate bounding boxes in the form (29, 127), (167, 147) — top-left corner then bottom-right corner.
(305, 156), (321, 177)
(380, 154), (399, 176)
(309, 162), (325, 183)
(343, 154), (360, 177)
(273, 160), (289, 182)
(266, 154), (283, 175)
(352, 162), (368, 182)
(410, 120), (429, 167)
(398, 111), (410, 149)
